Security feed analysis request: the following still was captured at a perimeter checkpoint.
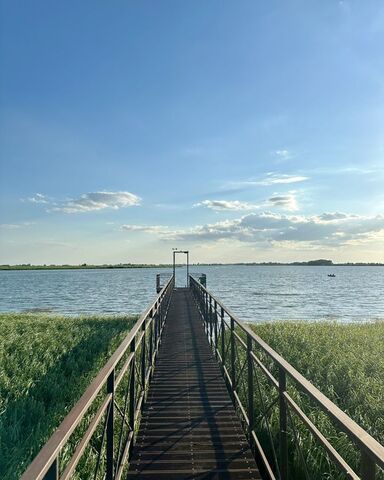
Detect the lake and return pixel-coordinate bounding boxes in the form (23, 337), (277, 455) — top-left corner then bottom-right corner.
(0, 265), (383, 323)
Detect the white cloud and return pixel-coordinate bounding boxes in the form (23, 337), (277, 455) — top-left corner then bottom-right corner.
(194, 200), (259, 211)
(53, 191), (141, 213)
(267, 193), (298, 211)
(273, 149), (292, 161)
(257, 173), (308, 185)
(224, 173), (309, 190)
(122, 224), (170, 235)
(196, 193), (299, 212)
(23, 193), (49, 204)
(170, 211), (384, 247)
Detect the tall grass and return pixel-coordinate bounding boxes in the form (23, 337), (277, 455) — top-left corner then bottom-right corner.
(0, 313), (135, 480)
(250, 321), (384, 479)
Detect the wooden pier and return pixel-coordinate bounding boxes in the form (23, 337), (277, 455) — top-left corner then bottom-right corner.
(128, 289), (260, 479)
(21, 274), (384, 480)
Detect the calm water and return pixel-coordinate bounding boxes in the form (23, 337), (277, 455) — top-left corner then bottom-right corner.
(0, 266), (383, 323)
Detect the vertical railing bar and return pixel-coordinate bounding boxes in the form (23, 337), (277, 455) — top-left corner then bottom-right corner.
(209, 296), (213, 345)
(128, 338), (136, 460)
(247, 335), (254, 450)
(214, 300), (218, 358)
(115, 360), (132, 470)
(93, 403), (110, 480)
(361, 449), (376, 480)
(253, 363), (281, 477)
(286, 406), (311, 480)
(230, 317), (236, 393)
(106, 369), (115, 480)
(279, 367), (288, 480)
(141, 318), (146, 400)
(149, 310), (154, 372)
(221, 307), (225, 369)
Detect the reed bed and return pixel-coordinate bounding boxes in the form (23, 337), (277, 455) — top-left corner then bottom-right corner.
(0, 313), (135, 480)
(250, 321), (384, 479)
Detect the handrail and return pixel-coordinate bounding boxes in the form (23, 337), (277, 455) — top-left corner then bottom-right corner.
(22, 275), (174, 480)
(190, 275), (384, 480)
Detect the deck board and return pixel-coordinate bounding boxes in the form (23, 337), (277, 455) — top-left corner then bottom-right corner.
(127, 289), (261, 480)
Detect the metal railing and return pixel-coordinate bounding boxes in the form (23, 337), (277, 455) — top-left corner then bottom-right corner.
(22, 275), (174, 480)
(190, 275), (384, 480)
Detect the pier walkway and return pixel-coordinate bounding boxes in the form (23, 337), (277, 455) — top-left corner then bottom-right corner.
(128, 289), (260, 479)
(21, 274), (384, 480)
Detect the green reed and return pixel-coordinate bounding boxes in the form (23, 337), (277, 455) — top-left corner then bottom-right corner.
(0, 313), (135, 480)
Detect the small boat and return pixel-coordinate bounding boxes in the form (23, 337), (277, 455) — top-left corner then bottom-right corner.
(328, 274), (336, 277)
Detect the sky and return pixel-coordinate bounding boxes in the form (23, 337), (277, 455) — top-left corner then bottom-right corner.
(1, 0), (384, 264)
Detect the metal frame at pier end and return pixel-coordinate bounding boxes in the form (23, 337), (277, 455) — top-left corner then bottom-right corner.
(21, 276), (174, 480)
(190, 275), (384, 480)
(172, 249), (189, 287)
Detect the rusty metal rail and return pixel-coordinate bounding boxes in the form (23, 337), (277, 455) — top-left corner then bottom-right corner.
(190, 275), (384, 480)
(21, 276), (174, 480)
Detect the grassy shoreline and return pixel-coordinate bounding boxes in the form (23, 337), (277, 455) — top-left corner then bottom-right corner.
(250, 321), (384, 478)
(0, 313), (135, 480)
(1, 314), (382, 478)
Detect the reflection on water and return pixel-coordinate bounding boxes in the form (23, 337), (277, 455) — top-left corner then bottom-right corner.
(0, 266), (383, 323)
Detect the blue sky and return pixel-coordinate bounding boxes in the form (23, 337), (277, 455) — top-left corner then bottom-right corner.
(1, 0), (383, 264)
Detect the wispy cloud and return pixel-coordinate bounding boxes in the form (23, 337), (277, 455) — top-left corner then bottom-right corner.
(52, 191), (141, 213)
(22, 193), (49, 204)
(224, 173), (309, 191)
(273, 149), (293, 161)
(121, 224), (170, 234)
(256, 173), (309, 185)
(194, 200), (259, 211)
(0, 222), (35, 229)
(195, 192), (299, 212)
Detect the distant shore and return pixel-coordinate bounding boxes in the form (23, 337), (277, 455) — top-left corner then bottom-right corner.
(1, 260), (383, 271)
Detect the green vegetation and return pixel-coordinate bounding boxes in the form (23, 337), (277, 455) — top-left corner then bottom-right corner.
(0, 263), (173, 270)
(0, 313), (135, 480)
(1, 260), (384, 270)
(249, 321), (384, 479)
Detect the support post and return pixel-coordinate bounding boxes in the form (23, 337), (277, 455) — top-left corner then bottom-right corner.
(149, 311), (154, 373)
(279, 367), (288, 480)
(128, 338), (136, 459)
(209, 296), (213, 345)
(360, 449), (376, 480)
(106, 369), (115, 480)
(141, 319), (146, 403)
(247, 336), (254, 448)
(214, 300), (218, 358)
(230, 317), (236, 392)
(221, 307), (225, 366)
(186, 251), (189, 287)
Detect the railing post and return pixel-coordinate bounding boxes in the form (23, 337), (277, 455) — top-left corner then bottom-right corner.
(247, 336), (254, 448)
(43, 458), (58, 480)
(141, 318), (146, 403)
(154, 307), (158, 353)
(361, 449), (376, 480)
(279, 367), (288, 480)
(129, 338), (136, 459)
(221, 307), (225, 366)
(149, 310), (154, 371)
(106, 369), (115, 480)
(209, 296), (213, 345)
(230, 317), (236, 391)
(214, 300), (218, 358)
